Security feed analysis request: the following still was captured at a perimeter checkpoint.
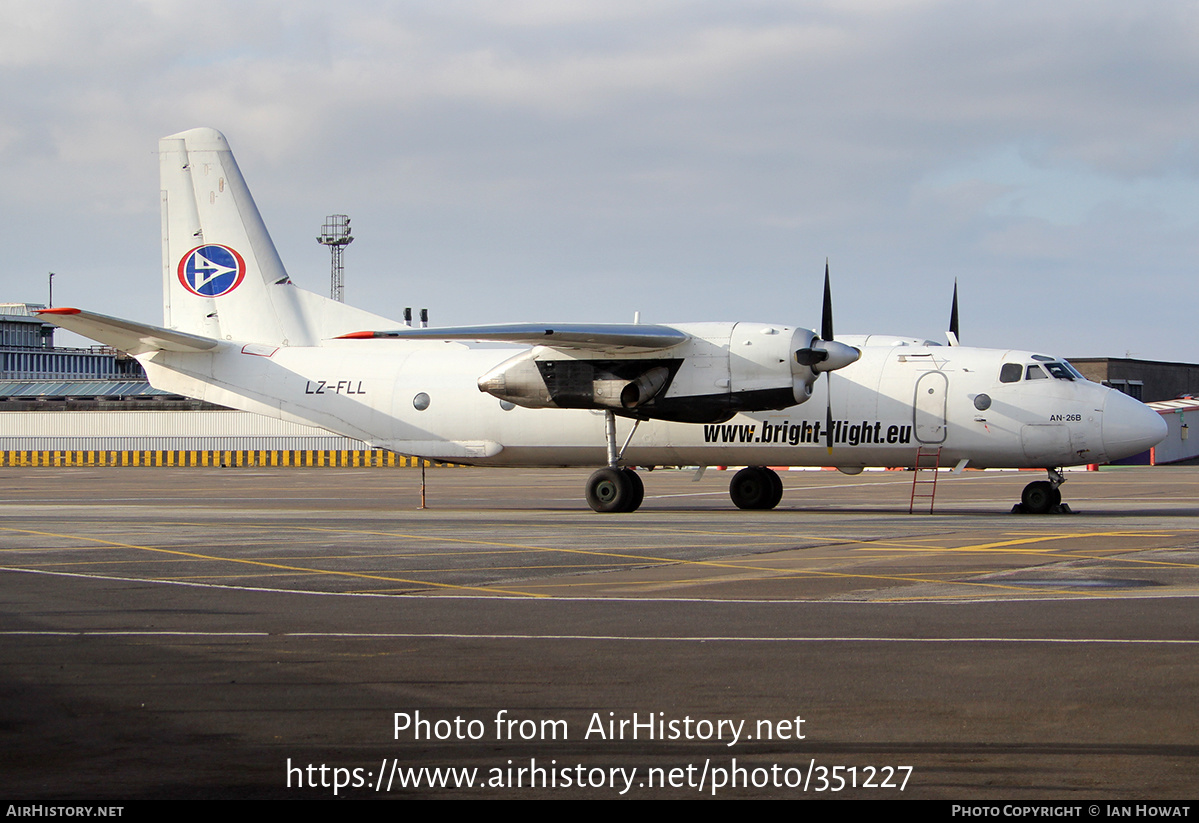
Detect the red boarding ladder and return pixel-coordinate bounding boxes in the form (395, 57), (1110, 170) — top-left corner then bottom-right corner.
(909, 446), (942, 513)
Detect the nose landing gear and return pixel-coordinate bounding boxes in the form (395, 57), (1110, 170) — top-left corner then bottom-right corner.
(1014, 468), (1072, 514)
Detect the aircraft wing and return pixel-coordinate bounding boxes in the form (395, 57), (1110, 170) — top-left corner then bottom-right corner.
(36, 308), (220, 355)
(337, 323), (690, 352)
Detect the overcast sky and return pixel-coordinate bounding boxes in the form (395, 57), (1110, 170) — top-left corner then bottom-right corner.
(4, 0), (1197, 360)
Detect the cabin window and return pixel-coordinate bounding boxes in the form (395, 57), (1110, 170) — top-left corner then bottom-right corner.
(1000, 363), (1022, 383)
(1025, 365), (1048, 380)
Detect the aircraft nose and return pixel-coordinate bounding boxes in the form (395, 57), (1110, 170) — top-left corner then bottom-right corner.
(1102, 389), (1166, 461)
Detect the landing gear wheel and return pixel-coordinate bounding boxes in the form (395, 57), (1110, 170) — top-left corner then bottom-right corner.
(730, 467), (783, 510)
(586, 467), (643, 513)
(621, 468), (644, 513)
(1020, 481), (1055, 514)
(766, 468), (784, 509)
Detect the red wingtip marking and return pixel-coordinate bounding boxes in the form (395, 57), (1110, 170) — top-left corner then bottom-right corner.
(35, 307), (81, 315)
(336, 331), (377, 339)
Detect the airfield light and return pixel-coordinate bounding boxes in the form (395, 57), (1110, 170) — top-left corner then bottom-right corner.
(316, 214), (354, 302)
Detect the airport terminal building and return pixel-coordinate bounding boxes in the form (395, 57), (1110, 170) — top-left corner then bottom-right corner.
(1069, 357), (1199, 404)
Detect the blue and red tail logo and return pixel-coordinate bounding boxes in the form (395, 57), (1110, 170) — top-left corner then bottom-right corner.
(178, 244), (247, 297)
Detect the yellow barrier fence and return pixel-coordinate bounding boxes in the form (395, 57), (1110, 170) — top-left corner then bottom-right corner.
(0, 450), (452, 468)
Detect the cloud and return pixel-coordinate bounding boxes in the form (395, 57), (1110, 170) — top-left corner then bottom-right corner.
(2, 0), (1197, 359)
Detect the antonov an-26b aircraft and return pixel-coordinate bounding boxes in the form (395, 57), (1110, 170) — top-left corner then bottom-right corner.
(40, 128), (1166, 513)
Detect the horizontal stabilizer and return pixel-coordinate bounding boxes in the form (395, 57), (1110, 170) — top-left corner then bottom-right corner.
(338, 323), (690, 352)
(36, 308), (220, 355)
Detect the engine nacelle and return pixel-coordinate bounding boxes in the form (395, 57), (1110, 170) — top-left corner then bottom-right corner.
(478, 351), (677, 412)
(477, 350), (553, 408)
(475, 322), (859, 424)
(730, 324), (821, 407)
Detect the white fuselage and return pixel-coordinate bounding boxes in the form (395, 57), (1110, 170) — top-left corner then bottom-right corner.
(137, 326), (1163, 470)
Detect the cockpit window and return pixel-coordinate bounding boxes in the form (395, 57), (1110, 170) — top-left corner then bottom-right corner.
(1061, 360), (1086, 380)
(1016, 358), (1087, 383)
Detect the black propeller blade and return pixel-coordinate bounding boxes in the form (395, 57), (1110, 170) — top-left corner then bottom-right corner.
(791, 260), (861, 451)
(948, 279), (960, 345)
(793, 348), (826, 367)
(825, 387), (834, 451)
(822, 260), (834, 341)
(822, 261), (834, 451)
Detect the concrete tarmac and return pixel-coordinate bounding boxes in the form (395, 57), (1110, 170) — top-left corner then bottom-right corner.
(2, 465), (1197, 799)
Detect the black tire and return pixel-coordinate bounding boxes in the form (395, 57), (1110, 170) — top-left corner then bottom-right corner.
(765, 468), (784, 509)
(1021, 481), (1055, 514)
(621, 468), (644, 513)
(730, 467), (781, 510)
(586, 468), (633, 513)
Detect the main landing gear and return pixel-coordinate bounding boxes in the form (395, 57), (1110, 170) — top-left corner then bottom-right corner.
(729, 466), (783, 510)
(584, 412), (789, 514)
(1014, 467), (1072, 514)
(585, 466), (645, 513)
(586, 411), (646, 513)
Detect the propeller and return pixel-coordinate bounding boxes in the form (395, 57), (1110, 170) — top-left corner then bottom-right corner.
(792, 260), (861, 452)
(947, 279), (960, 346)
(794, 262), (859, 372)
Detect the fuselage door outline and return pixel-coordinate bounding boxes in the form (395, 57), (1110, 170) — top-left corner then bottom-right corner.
(914, 370), (948, 444)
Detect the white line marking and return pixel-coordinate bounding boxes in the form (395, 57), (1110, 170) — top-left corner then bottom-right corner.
(2, 630), (1195, 645)
(5, 565), (1199, 608)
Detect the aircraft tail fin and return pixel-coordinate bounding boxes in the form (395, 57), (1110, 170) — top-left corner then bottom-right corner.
(159, 128), (396, 346)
